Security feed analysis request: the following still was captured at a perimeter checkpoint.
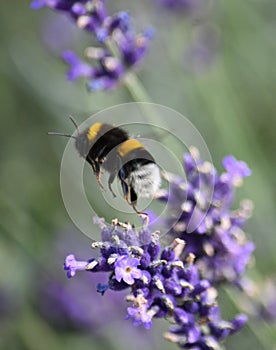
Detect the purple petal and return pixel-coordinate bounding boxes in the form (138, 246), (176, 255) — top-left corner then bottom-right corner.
(115, 255), (128, 267)
(114, 267), (124, 282)
(123, 274), (135, 285)
(131, 269), (142, 279)
(127, 306), (138, 316)
(64, 254), (87, 278)
(87, 77), (118, 91)
(62, 51), (94, 81)
(223, 155), (251, 178)
(71, 3), (86, 16)
(187, 325), (201, 343)
(128, 257), (140, 268)
(230, 314), (247, 333)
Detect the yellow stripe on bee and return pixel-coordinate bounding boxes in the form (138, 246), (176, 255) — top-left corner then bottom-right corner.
(87, 123), (103, 141)
(118, 139), (144, 157)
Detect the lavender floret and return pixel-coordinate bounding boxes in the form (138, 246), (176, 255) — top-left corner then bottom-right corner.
(114, 256), (142, 285)
(64, 254), (88, 278)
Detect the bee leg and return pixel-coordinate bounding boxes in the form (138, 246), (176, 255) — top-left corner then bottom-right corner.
(94, 161), (105, 191)
(96, 173), (105, 191)
(86, 156), (96, 173)
(108, 172), (116, 198)
(118, 169), (148, 225)
(131, 203), (149, 228)
(86, 156), (105, 191)
(120, 180), (131, 203)
(128, 187), (149, 227)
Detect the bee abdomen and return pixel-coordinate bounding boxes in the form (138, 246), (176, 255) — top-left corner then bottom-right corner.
(127, 163), (161, 198)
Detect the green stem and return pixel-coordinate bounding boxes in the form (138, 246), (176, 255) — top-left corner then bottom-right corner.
(124, 72), (152, 103)
(0, 190), (54, 277)
(124, 73), (168, 136)
(107, 39), (168, 134)
(106, 39), (152, 104)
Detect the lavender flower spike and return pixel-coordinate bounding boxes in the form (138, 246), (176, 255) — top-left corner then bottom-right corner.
(31, 0), (153, 91)
(63, 217), (247, 347)
(157, 148), (254, 286)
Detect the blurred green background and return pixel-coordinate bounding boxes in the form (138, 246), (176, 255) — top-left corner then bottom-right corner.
(0, 1), (276, 349)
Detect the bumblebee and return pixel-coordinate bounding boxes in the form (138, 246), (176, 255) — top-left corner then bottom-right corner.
(49, 118), (161, 220)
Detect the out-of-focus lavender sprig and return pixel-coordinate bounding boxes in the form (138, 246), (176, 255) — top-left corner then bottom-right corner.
(183, 24), (220, 74)
(64, 218), (247, 348)
(157, 147), (254, 287)
(36, 228), (127, 332)
(31, 0), (153, 91)
(237, 276), (276, 324)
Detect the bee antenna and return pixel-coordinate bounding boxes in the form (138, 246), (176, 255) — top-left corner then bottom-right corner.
(69, 115), (79, 134)
(47, 132), (77, 140)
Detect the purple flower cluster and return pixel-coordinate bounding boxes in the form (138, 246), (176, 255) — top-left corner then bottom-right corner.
(64, 218), (247, 348)
(258, 279), (276, 322)
(31, 0), (152, 90)
(158, 148), (254, 286)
